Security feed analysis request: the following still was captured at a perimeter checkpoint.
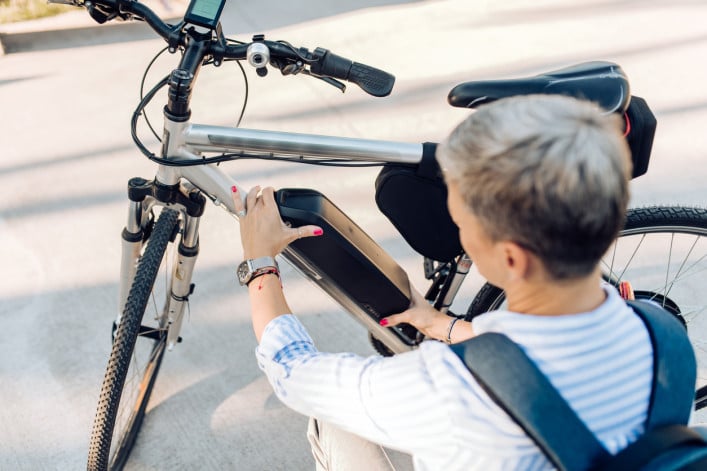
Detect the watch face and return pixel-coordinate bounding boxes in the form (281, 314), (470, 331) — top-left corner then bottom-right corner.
(237, 261), (251, 285)
(237, 257), (278, 286)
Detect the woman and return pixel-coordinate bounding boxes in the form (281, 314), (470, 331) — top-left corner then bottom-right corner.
(232, 94), (653, 470)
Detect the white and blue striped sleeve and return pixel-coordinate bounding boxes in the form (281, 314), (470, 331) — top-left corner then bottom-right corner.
(254, 314), (457, 453)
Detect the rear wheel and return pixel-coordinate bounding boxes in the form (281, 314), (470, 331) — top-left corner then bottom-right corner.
(87, 208), (180, 470)
(466, 206), (707, 422)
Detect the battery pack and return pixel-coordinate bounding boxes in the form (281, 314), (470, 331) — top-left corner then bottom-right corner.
(276, 188), (418, 345)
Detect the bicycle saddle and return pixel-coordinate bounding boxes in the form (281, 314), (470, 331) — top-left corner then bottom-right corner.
(448, 61), (630, 113)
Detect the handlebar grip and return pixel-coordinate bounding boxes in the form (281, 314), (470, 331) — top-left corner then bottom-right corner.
(348, 62), (396, 98)
(310, 48), (395, 97)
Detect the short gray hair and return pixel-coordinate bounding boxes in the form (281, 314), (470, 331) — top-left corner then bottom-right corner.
(437, 94), (632, 280)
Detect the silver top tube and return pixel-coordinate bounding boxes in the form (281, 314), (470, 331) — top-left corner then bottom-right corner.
(154, 119), (425, 215)
(185, 124), (424, 164)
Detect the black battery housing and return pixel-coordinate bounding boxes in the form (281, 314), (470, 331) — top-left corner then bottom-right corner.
(276, 188), (418, 345)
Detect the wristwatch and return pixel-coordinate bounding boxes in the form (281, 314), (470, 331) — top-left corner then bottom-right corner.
(237, 256), (279, 286)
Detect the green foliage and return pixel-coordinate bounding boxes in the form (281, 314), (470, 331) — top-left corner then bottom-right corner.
(0, 0), (74, 24)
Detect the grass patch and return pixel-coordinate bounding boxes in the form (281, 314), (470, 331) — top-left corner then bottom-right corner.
(0, 0), (75, 24)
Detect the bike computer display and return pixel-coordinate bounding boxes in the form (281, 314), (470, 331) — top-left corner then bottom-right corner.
(184, 0), (226, 29)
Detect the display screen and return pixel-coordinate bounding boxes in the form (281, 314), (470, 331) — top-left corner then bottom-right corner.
(184, 0), (226, 29)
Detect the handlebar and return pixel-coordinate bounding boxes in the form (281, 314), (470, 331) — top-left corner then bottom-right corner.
(67, 0), (395, 97)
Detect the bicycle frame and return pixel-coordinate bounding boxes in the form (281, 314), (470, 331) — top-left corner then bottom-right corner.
(118, 118), (466, 354)
(105, 0), (476, 356)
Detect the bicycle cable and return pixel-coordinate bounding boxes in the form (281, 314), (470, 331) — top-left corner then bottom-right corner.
(226, 38), (249, 128)
(275, 40), (315, 64)
(131, 40), (394, 168)
(140, 45), (170, 142)
(137, 39), (250, 143)
(131, 74), (169, 159)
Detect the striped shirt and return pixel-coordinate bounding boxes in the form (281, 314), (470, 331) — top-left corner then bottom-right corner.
(255, 285), (653, 470)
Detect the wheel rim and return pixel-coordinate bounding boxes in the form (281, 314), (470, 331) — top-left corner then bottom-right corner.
(602, 226), (707, 422)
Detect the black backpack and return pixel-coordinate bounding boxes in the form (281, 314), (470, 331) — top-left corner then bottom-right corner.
(451, 300), (707, 470)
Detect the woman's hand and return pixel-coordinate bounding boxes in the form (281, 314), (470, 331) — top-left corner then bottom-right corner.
(232, 186), (322, 258)
(379, 288), (448, 339)
(232, 185), (323, 342)
(380, 287), (474, 343)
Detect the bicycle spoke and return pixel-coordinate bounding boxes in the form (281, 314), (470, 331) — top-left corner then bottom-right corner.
(646, 264), (707, 300)
(663, 234), (673, 304)
(627, 256), (707, 301)
(663, 236), (699, 300)
(607, 239), (619, 282)
(616, 233), (646, 282)
(667, 252), (707, 287)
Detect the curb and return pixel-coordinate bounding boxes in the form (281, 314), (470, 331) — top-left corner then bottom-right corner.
(0, 1), (186, 55)
(0, 19), (176, 54)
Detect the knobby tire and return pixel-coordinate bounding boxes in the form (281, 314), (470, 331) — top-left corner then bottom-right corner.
(87, 208), (180, 471)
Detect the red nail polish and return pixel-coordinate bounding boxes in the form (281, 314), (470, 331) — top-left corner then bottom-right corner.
(313, 229), (323, 236)
(231, 186), (237, 193)
(379, 318), (389, 326)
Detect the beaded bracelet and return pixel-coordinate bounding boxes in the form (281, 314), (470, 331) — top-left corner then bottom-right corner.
(246, 268), (280, 289)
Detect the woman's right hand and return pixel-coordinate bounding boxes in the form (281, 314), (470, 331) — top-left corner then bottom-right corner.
(232, 185), (322, 259)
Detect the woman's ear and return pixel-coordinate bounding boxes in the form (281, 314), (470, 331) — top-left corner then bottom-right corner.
(500, 242), (532, 281)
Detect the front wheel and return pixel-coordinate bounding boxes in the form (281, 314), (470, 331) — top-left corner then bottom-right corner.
(466, 206), (707, 422)
(87, 208), (180, 471)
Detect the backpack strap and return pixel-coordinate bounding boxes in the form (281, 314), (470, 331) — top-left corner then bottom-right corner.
(627, 300), (696, 428)
(450, 333), (610, 471)
(452, 299), (698, 471)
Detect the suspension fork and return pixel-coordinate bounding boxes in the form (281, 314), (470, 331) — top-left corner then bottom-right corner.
(116, 177), (206, 349)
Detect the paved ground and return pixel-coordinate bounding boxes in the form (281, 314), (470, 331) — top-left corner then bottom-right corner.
(1, 0), (706, 469)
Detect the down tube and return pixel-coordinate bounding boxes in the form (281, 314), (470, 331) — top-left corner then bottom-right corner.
(180, 162), (240, 214)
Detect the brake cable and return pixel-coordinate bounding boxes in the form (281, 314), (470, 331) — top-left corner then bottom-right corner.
(138, 39), (250, 143)
(140, 46), (170, 141)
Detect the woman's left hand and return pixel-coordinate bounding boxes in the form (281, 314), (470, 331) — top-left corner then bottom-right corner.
(380, 287), (448, 338)
(381, 286), (474, 344)
(232, 186), (323, 259)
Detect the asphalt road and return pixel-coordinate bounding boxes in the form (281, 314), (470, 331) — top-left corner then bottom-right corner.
(1, 0), (706, 469)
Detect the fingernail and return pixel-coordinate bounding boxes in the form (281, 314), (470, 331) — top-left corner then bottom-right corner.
(231, 186), (237, 193)
(379, 318), (389, 326)
(313, 229), (323, 236)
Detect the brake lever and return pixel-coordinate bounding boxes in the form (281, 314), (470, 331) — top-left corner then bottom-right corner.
(301, 69), (346, 93)
(271, 58), (346, 92)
